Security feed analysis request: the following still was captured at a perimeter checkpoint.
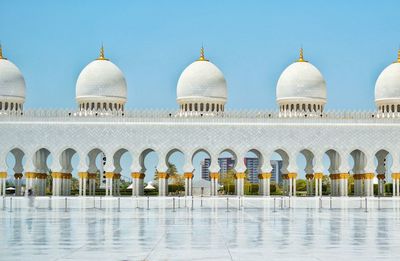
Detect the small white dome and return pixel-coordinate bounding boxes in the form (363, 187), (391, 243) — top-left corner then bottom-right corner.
(76, 56), (127, 104)
(177, 59), (227, 103)
(276, 61), (327, 104)
(0, 58), (26, 103)
(375, 62), (400, 104)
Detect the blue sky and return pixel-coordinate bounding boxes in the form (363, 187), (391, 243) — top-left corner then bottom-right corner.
(1, 0), (399, 111)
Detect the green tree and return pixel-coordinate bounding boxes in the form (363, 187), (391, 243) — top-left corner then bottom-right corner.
(296, 179), (307, 191)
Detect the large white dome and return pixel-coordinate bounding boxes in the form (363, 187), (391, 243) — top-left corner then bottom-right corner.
(276, 60), (327, 104)
(76, 59), (127, 103)
(177, 58), (227, 103)
(0, 57), (26, 103)
(375, 62), (400, 104)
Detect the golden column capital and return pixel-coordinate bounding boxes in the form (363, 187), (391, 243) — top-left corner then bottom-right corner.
(377, 174), (385, 180)
(113, 173), (121, 179)
(287, 173), (297, 179)
(88, 173), (97, 179)
(78, 172), (88, 179)
(25, 172), (37, 179)
(305, 174), (314, 180)
(184, 172), (193, 179)
(0, 172), (7, 178)
(235, 172), (246, 179)
(364, 173), (375, 180)
(314, 173), (324, 179)
(14, 173), (23, 179)
(210, 172), (219, 179)
(392, 173), (400, 180)
(131, 172), (145, 179)
(52, 172), (63, 179)
(105, 172), (114, 179)
(158, 172), (169, 179)
(258, 173), (272, 179)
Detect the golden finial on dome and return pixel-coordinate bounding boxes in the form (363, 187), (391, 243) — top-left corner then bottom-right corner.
(397, 48), (400, 63)
(198, 46), (209, 61)
(0, 44), (6, 60)
(297, 47), (307, 62)
(97, 44), (109, 61)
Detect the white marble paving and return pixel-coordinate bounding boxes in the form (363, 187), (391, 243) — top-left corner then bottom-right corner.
(1, 198), (400, 260)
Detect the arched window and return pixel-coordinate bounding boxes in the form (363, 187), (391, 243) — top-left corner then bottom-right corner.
(5, 102), (8, 110)
(109, 103), (112, 110)
(308, 104), (311, 112)
(392, 105), (395, 113)
(397, 105), (400, 112)
(0, 102), (3, 110)
(195, 103), (198, 111)
(211, 104), (215, 111)
(189, 104), (192, 111)
(386, 105), (389, 113)
(216, 104), (219, 112)
(184, 104), (187, 111)
(206, 103), (209, 111)
(200, 103), (204, 111)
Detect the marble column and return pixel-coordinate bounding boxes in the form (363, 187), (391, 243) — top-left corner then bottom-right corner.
(364, 173), (374, 197)
(235, 172), (246, 196)
(113, 173), (121, 196)
(392, 173), (400, 197)
(377, 174), (385, 196)
(314, 173), (323, 196)
(78, 172), (88, 196)
(51, 172), (62, 196)
(104, 172), (114, 196)
(184, 172), (193, 196)
(14, 173), (23, 196)
(210, 172), (219, 196)
(287, 173), (297, 196)
(158, 172), (169, 196)
(305, 174), (314, 196)
(0, 172), (7, 196)
(258, 173), (271, 196)
(88, 173), (97, 196)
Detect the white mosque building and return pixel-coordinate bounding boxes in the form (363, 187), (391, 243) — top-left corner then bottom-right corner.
(0, 44), (400, 198)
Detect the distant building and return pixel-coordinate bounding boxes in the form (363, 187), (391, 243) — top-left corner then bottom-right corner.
(201, 157), (282, 184)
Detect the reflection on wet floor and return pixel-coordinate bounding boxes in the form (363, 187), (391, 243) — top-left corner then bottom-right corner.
(1, 204), (400, 261)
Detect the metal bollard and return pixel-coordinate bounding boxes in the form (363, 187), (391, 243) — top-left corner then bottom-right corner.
(365, 197), (368, 213)
(201, 195), (203, 207)
(273, 197), (276, 212)
(319, 197), (322, 209)
(118, 197), (120, 212)
(173, 197), (176, 212)
(100, 196), (102, 210)
(48, 197), (51, 210)
(330, 196), (332, 209)
(178, 196), (180, 208)
(147, 196), (150, 210)
(93, 196), (96, 209)
(288, 196), (291, 209)
(281, 196), (283, 209)
(9, 197), (12, 212)
(360, 196), (362, 209)
(2, 197), (5, 210)
(226, 197), (230, 212)
(64, 197), (67, 212)
(238, 196), (240, 210)
(191, 196), (194, 210)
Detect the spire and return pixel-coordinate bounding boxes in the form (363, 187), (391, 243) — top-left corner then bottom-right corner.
(397, 48), (400, 63)
(297, 47), (307, 62)
(0, 44), (5, 60)
(97, 44), (109, 61)
(198, 46), (209, 61)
